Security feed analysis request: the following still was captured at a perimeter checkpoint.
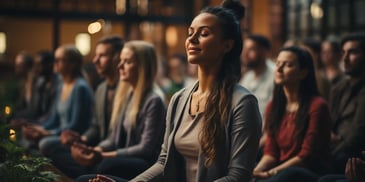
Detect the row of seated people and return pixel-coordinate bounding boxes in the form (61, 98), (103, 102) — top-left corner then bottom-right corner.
(8, 3), (365, 182)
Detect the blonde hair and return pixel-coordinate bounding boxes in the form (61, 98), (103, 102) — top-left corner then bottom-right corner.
(110, 40), (158, 128)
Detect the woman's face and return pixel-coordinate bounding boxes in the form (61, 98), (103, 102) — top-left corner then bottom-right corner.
(275, 51), (306, 86)
(118, 47), (139, 86)
(321, 41), (337, 66)
(54, 47), (69, 75)
(185, 13), (231, 67)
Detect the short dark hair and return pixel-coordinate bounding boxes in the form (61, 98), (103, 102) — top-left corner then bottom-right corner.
(302, 38), (321, 54)
(37, 50), (54, 65)
(246, 34), (271, 50)
(18, 51), (34, 68)
(97, 35), (124, 55)
(341, 32), (365, 52)
(170, 53), (187, 66)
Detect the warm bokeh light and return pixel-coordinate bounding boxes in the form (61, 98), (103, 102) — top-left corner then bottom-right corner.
(5, 105), (11, 116)
(75, 33), (91, 56)
(165, 26), (178, 47)
(0, 32), (6, 54)
(115, 0), (126, 15)
(9, 129), (16, 141)
(137, 0), (149, 15)
(88, 22), (102, 34)
(310, 3), (323, 19)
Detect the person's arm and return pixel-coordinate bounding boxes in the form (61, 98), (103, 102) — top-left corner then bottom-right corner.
(42, 88), (61, 132)
(115, 95), (166, 158)
(131, 91), (182, 182)
(253, 155), (277, 179)
(266, 156), (303, 175)
(340, 95), (365, 154)
(97, 122), (118, 152)
(254, 155), (277, 173)
(215, 94), (262, 182)
(82, 83), (106, 145)
(58, 81), (93, 135)
(82, 118), (100, 144)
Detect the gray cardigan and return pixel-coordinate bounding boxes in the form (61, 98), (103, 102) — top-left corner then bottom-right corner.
(98, 90), (166, 164)
(132, 82), (262, 182)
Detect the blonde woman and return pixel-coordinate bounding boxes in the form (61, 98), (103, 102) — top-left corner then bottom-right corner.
(71, 40), (166, 180)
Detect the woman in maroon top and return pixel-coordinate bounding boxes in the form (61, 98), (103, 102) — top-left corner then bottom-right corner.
(253, 46), (331, 182)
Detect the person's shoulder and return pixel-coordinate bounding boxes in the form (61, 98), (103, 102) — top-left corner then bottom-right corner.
(332, 76), (350, 92)
(95, 80), (108, 92)
(169, 81), (198, 105)
(74, 77), (93, 94)
(309, 96), (329, 112)
(232, 84), (257, 106)
(266, 59), (276, 71)
(311, 96), (327, 104)
(147, 89), (165, 103)
(233, 84), (252, 96)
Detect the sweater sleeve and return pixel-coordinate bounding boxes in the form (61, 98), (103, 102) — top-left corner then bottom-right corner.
(297, 97), (331, 160)
(215, 94), (262, 182)
(116, 95), (166, 158)
(131, 90), (182, 182)
(43, 84), (61, 132)
(52, 80), (93, 135)
(263, 102), (280, 159)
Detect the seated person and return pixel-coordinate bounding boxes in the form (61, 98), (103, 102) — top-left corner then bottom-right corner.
(318, 151), (365, 182)
(22, 45), (93, 154)
(62, 40), (166, 180)
(328, 33), (365, 173)
(253, 47), (331, 182)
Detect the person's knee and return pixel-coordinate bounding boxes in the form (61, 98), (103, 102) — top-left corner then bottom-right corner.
(38, 137), (60, 156)
(273, 167), (318, 182)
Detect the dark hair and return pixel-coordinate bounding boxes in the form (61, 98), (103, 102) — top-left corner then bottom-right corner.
(341, 32), (365, 52)
(246, 34), (271, 50)
(63, 45), (84, 78)
(18, 51), (34, 68)
(170, 53), (187, 66)
(325, 38), (341, 54)
(268, 46), (319, 143)
(36, 50), (54, 76)
(220, 0), (245, 20)
(97, 35), (125, 55)
(199, 1), (244, 166)
(301, 38), (322, 68)
(37, 50), (54, 65)
(302, 38), (321, 54)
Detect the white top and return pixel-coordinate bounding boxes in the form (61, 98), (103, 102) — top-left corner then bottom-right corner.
(239, 60), (275, 121)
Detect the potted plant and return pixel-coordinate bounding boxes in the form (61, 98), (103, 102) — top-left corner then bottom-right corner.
(0, 121), (60, 182)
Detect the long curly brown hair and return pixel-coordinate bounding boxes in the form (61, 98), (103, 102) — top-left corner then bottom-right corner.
(198, 1), (244, 166)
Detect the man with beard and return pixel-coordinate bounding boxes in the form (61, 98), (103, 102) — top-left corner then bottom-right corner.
(240, 34), (274, 121)
(239, 34), (275, 151)
(329, 33), (365, 174)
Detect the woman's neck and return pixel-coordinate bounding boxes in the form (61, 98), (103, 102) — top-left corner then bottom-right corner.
(197, 65), (218, 94)
(325, 65), (341, 81)
(283, 85), (300, 104)
(62, 74), (75, 84)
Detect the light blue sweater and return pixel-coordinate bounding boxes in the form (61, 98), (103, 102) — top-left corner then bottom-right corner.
(42, 77), (93, 135)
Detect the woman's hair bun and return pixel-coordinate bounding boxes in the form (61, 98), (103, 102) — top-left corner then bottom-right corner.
(221, 0), (245, 20)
